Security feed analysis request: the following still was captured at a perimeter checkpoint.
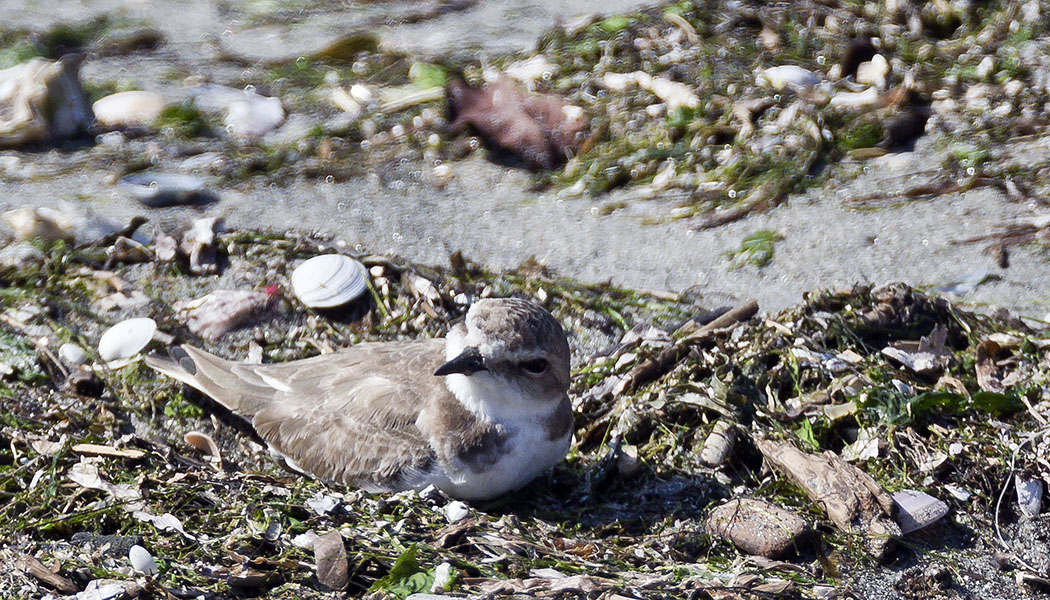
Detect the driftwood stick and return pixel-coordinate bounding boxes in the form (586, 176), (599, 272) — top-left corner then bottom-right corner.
(622, 299), (758, 394)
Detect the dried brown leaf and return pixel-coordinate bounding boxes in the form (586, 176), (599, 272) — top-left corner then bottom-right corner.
(446, 77), (587, 170)
(975, 339), (1006, 393)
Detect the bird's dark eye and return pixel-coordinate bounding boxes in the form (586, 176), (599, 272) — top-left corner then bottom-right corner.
(520, 358), (548, 374)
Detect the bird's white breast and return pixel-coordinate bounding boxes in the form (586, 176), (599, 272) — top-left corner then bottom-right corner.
(432, 325), (571, 499)
(437, 418), (571, 500)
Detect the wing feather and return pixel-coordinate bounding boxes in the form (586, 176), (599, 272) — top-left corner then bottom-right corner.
(148, 339), (452, 490)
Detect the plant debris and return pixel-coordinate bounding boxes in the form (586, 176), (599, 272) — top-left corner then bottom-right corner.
(756, 438), (901, 559)
(0, 221), (1048, 598)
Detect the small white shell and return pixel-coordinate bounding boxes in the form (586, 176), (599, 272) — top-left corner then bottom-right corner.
(759, 65), (820, 91)
(128, 544), (157, 576)
(184, 431), (221, 459)
(1016, 475), (1043, 518)
(58, 343), (88, 366)
(291, 255), (368, 308)
(442, 500), (469, 524)
(98, 317), (157, 361)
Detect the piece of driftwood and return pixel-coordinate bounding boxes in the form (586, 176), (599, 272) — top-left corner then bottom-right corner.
(756, 438), (901, 559)
(621, 299), (758, 394)
(15, 555), (77, 594)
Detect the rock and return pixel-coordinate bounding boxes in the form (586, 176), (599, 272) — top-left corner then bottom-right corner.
(224, 92), (285, 139)
(189, 84), (285, 139)
(119, 172), (215, 207)
(174, 289), (274, 340)
(0, 55), (93, 148)
(313, 530), (348, 591)
(706, 498), (808, 558)
(975, 56), (995, 81)
(3, 206), (75, 244)
(0, 240), (44, 269)
(893, 489), (949, 533)
(93, 91), (167, 129)
(2, 204), (123, 245)
(616, 443), (641, 477)
(263, 113), (319, 147)
(58, 343), (88, 366)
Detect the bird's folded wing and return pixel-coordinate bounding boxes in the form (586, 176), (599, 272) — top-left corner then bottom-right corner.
(248, 341), (448, 490)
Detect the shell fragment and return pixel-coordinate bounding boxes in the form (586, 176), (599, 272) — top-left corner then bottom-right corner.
(98, 318), (157, 361)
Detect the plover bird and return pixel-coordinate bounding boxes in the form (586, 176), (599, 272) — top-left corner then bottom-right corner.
(146, 298), (572, 501)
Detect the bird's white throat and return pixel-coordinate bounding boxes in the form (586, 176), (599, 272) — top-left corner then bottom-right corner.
(442, 331), (560, 425)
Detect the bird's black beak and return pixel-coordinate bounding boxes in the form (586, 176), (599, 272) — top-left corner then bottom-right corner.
(434, 347), (487, 376)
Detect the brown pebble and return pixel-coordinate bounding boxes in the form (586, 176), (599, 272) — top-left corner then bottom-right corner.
(706, 498), (808, 558)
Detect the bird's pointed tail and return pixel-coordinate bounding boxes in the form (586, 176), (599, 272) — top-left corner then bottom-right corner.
(145, 345), (274, 417)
